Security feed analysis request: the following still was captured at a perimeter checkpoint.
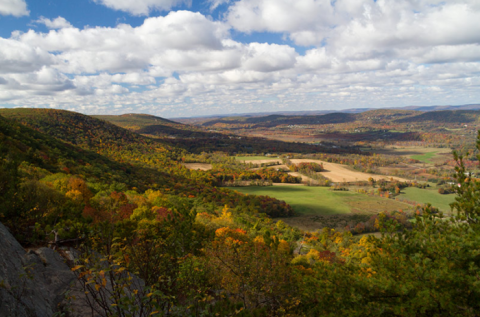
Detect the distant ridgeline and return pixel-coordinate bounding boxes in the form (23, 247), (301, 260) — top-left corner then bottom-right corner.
(94, 112), (361, 155)
(196, 109), (480, 128)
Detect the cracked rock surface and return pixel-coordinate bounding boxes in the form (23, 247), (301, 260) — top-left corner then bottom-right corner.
(0, 222), (76, 317)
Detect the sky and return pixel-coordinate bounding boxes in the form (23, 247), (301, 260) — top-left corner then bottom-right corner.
(0, 0), (480, 118)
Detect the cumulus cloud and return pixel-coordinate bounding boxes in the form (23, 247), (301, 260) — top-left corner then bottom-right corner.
(0, 0), (28, 17)
(226, 0), (480, 51)
(242, 43), (297, 72)
(93, 0), (191, 16)
(1, 1), (480, 117)
(34, 17), (72, 29)
(0, 38), (56, 74)
(4, 66), (75, 93)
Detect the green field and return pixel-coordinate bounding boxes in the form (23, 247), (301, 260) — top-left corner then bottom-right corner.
(399, 187), (455, 212)
(234, 156), (277, 161)
(229, 186), (412, 216)
(230, 186), (352, 215)
(410, 151), (437, 163)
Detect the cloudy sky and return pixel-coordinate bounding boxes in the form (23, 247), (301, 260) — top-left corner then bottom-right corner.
(0, 0), (479, 118)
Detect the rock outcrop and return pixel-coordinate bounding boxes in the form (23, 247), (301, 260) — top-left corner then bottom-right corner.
(0, 222), (76, 317)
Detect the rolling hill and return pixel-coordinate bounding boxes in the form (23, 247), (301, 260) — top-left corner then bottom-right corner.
(194, 108), (480, 129)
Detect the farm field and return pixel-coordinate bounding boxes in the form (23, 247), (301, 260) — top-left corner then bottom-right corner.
(399, 187), (456, 212)
(375, 147), (452, 164)
(289, 159), (409, 183)
(231, 186), (352, 215)
(410, 151), (438, 163)
(230, 185), (413, 231)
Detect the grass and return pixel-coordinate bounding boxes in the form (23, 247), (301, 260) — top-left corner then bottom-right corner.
(229, 186), (412, 215)
(234, 156), (277, 161)
(229, 185), (414, 232)
(399, 187), (456, 212)
(374, 146), (451, 158)
(231, 186), (352, 215)
(410, 151), (438, 163)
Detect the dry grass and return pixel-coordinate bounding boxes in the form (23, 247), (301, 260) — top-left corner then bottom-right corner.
(289, 159), (409, 183)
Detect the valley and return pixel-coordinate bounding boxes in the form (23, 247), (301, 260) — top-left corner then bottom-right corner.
(1, 106), (479, 316)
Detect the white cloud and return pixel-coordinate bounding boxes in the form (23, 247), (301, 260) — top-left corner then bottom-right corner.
(93, 0), (191, 16)
(0, 38), (56, 74)
(1, 2), (480, 117)
(0, 0), (28, 17)
(226, 0), (480, 50)
(242, 43), (297, 72)
(208, 0), (230, 11)
(4, 66), (75, 93)
(226, 0), (336, 36)
(34, 17), (72, 29)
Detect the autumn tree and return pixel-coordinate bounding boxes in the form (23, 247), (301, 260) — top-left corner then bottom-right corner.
(451, 130), (480, 223)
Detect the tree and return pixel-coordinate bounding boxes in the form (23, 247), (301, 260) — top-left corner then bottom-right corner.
(451, 130), (480, 223)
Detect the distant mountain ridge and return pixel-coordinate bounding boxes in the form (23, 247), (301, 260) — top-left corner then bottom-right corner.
(175, 105), (480, 128)
(173, 104), (480, 122)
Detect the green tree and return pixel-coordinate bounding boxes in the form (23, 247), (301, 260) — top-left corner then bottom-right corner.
(451, 130), (480, 223)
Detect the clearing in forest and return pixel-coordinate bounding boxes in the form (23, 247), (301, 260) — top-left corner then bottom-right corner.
(230, 186), (413, 231)
(399, 187), (456, 212)
(373, 147), (452, 165)
(289, 159), (409, 183)
(410, 151), (439, 164)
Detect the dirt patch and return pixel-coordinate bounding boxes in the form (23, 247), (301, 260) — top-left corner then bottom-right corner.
(183, 163), (212, 171)
(290, 159), (409, 183)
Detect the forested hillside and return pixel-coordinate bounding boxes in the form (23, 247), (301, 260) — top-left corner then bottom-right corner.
(394, 110), (480, 123)
(98, 112), (361, 155)
(198, 109), (480, 129)
(1, 109), (479, 316)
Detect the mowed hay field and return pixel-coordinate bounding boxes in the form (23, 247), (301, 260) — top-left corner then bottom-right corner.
(374, 147), (452, 165)
(230, 186), (413, 231)
(399, 187), (456, 212)
(240, 157), (409, 183)
(289, 159), (409, 183)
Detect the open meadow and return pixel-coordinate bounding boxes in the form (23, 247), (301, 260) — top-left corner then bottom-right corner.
(374, 147), (452, 165)
(230, 185), (414, 231)
(399, 187), (456, 212)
